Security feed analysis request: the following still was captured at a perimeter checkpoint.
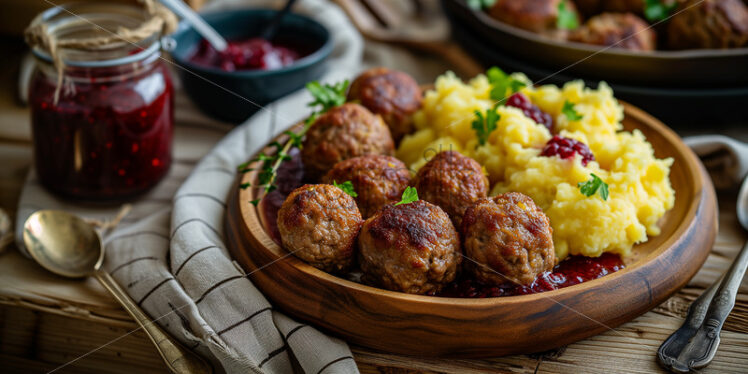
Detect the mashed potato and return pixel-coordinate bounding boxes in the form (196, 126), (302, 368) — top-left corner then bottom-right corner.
(396, 72), (674, 259)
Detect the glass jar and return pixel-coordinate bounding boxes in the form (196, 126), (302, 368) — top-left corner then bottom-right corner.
(27, 3), (174, 201)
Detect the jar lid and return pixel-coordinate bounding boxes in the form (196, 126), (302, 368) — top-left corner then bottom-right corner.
(26, 2), (177, 68)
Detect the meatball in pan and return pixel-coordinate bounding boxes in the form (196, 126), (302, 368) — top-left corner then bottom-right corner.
(348, 67), (423, 142)
(569, 13), (656, 51)
(411, 151), (489, 228)
(489, 0), (581, 38)
(277, 184), (362, 273)
(462, 192), (556, 286)
(358, 200), (461, 294)
(667, 0), (748, 49)
(302, 103), (395, 180)
(322, 155), (411, 218)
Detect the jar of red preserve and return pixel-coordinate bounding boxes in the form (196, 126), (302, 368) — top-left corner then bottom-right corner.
(25, 3), (176, 201)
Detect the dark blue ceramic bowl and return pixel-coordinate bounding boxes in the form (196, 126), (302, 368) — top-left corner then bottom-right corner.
(170, 9), (333, 123)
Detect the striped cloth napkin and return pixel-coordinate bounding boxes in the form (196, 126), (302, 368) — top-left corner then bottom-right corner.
(15, 0), (363, 373)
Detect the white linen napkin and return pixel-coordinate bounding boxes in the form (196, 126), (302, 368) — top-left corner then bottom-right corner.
(15, 0), (362, 373)
(684, 135), (748, 189)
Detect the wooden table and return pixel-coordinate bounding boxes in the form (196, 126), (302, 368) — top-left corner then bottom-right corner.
(1, 35), (747, 373)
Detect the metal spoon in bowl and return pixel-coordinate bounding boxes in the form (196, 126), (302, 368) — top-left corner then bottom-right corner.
(658, 176), (748, 372)
(159, 0), (227, 51)
(260, 0), (298, 41)
(23, 210), (212, 374)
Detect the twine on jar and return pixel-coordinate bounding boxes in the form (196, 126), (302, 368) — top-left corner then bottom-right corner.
(24, 0), (177, 105)
(84, 204), (133, 233)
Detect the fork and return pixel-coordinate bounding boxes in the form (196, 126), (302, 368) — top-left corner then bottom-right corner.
(332, 0), (484, 78)
(658, 176), (748, 372)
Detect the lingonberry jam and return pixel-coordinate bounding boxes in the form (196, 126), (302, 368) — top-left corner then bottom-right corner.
(189, 38), (301, 71)
(436, 253), (625, 298)
(541, 135), (596, 166)
(506, 92), (554, 131)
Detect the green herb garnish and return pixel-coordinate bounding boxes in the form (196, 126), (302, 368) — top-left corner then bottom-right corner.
(487, 66), (527, 103)
(562, 100), (583, 121)
(578, 173), (609, 200)
(239, 80), (349, 202)
(395, 186), (419, 206)
(466, 0), (496, 10)
(556, 0), (579, 30)
(250, 199), (261, 206)
(644, 0), (677, 22)
(472, 103), (501, 146)
(333, 180), (358, 198)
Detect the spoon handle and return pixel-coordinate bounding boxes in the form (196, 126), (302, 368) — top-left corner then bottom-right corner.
(671, 240), (748, 371)
(159, 0), (227, 51)
(94, 269), (212, 374)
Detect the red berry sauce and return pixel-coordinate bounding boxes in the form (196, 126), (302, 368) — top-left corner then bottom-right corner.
(189, 38), (301, 71)
(30, 63), (174, 200)
(506, 92), (554, 131)
(541, 135), (596, 166)
(436, 253), (625, 298)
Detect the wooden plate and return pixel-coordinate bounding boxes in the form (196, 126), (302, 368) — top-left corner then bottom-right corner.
(225, 102), (717, 357)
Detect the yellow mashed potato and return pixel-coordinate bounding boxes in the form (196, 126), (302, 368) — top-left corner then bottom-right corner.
(396, 72), (675, 260)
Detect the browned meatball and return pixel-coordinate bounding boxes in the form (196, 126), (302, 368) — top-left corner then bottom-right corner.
(462, 192), (556, 286)
(667, 0), (748, 49)
(489, 0), (580, 38)
(302, 103), (395, 180)
(277, 184), (362, 273)
(569, 13), (656, 51)
(322, 155), (411, 218)
(347, 68), (423, 142)
(358, 200), (461, 294)
(411, 151), (489, 228)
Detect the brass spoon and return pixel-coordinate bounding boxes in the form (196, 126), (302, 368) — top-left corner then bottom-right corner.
(23, 210), (212, 374)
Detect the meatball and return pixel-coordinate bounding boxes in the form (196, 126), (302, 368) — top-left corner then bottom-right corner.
(462, 192), (556, 286)
(411, 151), (489, 228)
(488, 0), (580, 38)
(347, 67), (423, 142)
(322, 155), (411, 218)
(277, 184), (362, 273)
(302, 103), (395, 180)
(667, 0), (748, 49)
(569, 13), (656, 51)
(358, 200), (461, 294)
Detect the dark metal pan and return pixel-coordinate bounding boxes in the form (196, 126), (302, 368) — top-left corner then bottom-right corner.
(442, 0), (748, 89)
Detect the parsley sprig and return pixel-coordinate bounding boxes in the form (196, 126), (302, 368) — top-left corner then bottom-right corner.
(562, 100), (583, 121)
(644, 0), (677, 22)
(239, 80), (350, 206)
(333, 180), (357, 198)
(395, 186), (419, 206)
(466, 0), (496, 10)
(487, 67), (526, 103)
(557, 0), (579, 30)
(578, 173), (609, 201)
(472, 103), (501, 146)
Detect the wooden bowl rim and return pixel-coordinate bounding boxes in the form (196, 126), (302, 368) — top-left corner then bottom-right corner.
(237, 101), (706, 306)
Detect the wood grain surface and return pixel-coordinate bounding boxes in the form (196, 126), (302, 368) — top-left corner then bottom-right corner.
(0, 35), (746, 373)
(225, 102), (719, 357)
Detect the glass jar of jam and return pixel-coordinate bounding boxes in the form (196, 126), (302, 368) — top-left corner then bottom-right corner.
(26, 3), (174, 201)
